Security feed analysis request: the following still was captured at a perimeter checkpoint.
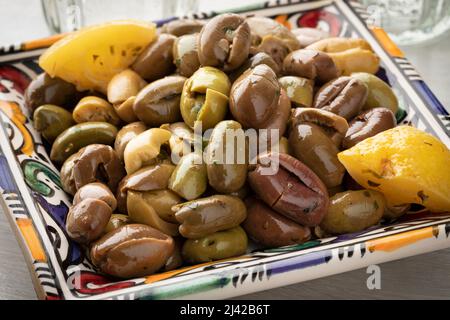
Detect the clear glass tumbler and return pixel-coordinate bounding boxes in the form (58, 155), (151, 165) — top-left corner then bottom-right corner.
(41, 0), (199, 33)
(361, 0), (450, 45)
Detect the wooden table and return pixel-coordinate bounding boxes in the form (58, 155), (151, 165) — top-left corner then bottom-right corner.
(1, 0), (450, 300)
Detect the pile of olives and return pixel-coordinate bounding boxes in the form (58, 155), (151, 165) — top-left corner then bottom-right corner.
(26, 14), (402, 279)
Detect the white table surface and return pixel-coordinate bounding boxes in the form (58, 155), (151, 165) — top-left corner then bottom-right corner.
(0, 0), (450, 300)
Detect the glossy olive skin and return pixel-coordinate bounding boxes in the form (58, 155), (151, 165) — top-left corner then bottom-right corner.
(113, 96), (138, 123)
(133, 75), (186, 126)
(104, 214), (131, 234)
(33, 104), (74, 142)
(161, 19), (205, 36)
(351, 72), (399, 114)
(73, 182), (117, 211)
(283, 49), (339, 84)
(164, 238), (184, 271)
(127, 190), (180, 236)
(197, 13), (251, 72)
(314, 76), (368, 120)
(131, 34), (176, 82)
(60, 153), (78, 195)
(278, 76), (314, 108)
(229, 52), (280, 82)
(114, 121), (147, 161)
(248, 152), (329, 227)
(66, 198), (112, 244)
(90, 224), (174, 278)
(243, 197), (311, 248)
(50, 122), (118, 163)
(229, 64), (291, 135)
(173, 34), (201, 77)
(253, 35), (291, 68)
(174, 195), (247, 239)
(289, 122), (345, 188)
(182, 226), (247, 264)
(116, 162), (175, 213)
(206, 121), (247, 193)
(107, 69), (147, 106)
(180, 67), (231, 131)
(73, 96), (121, 125)
(320, 190), (386, 234)
(342, 107), (396, 149)
(71, 144), (125, 193)
(133, 189), (182, 223)
(25, 73), (79, 112)
(162, 122), (194, 160)
(169, 153), (207, 200)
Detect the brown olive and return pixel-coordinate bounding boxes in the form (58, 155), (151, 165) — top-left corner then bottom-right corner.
(248, 152), (329, 227)
(229, 52), (280, 82)
(131, 34), (176, 82)
(90, 224), (174, 278)
(313, 76), (368, 120)
(283, 49), (340, 84)
(73, 182), (117, 211)
(163, 238), (184, 271)
(174, 195), (247, 239)
(104, 214), (131, 234)
(133, 75), (186, 126)
(60, 153), (78, 195)
(342, 107), (396, 149)
(66, 198), (112, 244)
(243, 197), (311, 248)
(107, 69), (147, 106)
(71, 144), (125, 193)
(289, 122), (345, 188)
(114, 121), (147, 161)
(253, 35), (291, 68)
(172, 34), (201, 77)
(229, 64), (291, 136)
(197, 13), (251, 72)
(25, 73), (80, 112)
(160, 19), (205, 36)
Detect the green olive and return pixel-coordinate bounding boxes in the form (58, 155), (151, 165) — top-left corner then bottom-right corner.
(351, 72), (399, 114)
(161, 122), (194, 160)
(174, 195), (247, 239)
(169, 153), (207, 200)
(320, 190), (386, 234)
(33, 104), (74, 142)
(278, 76), (314, 108)
(180, 67), (230, 131)
(206, 121), (247, 193)
(104, 214), (131, 234)
(73, 96), (121, 126)
(50, 122), (118, 164)
(182, 226), (248, 263)
(114, 121), (147, 161)
(135, 189), (182, 223)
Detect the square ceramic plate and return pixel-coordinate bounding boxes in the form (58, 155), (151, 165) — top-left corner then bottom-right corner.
(1, 0), (450, 300)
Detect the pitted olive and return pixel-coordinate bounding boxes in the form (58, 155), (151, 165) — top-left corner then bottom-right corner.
(197, 13), (251, 72)
(243, 197), (311, 248)
(206, 121), (247, 193)
(25, 73), (80, 112)
(123, 128), (172, 174)
(90, 224), (174, 278)
(180, 67), (230, 131)
(73, 96), (121, 125)
(173, 34), (201, 77)
(161, 19), (205, 36)
(164, 238), (184, 271)
(229, 64), (291, 136)
(73, 182), (117, 211)
(113, 96), (139, 123)
(114, 121), (147, 161)
(133, 75), (186, 126)
(283, 49), (340, 84)
(174, 195), (247, 239)
(182, 226), (247, 264)
(342, 107), (396, 149)
(107, 69), (147, 105)
(278, 76), (314, 108)
(50, 122), (118, 163)
(248, 152), (329, 227)
(161, 122), (194, 161)
(131, 34), (176, 82)
(66, 198), (112, 244)
(229, 52), (280, 82)
(60, 153), (78, 195)
(253, 35), (291, 68)
(33, 104), (74, 142)
(104, 214), (131, 234)
(313, 76), (368, 120)
(169, 153), (207, 200)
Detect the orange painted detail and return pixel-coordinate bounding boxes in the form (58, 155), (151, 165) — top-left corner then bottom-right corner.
(17, 218), (47, 262)
(367, 227), (437, 253)
(22, 33), (69, 51)
(0, 100), (34, 155)
(275, 15), (291, 30)
(371, 27), (404, 58)
(145, 255), (251, 284)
